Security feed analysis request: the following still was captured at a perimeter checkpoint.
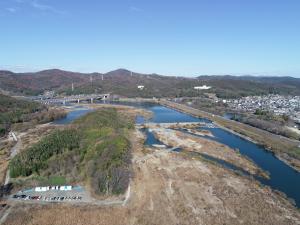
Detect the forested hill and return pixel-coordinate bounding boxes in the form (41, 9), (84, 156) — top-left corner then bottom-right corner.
(0, 69), (89, 95)
(197, 75), (300, 98)
(0, 94), (66, 136)
(1, 69), (300, 98)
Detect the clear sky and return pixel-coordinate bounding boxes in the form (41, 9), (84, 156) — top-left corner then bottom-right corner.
(0, 0), (300, 77)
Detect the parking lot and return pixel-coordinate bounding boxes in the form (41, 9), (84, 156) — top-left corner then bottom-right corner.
(10, 186), (92, 204)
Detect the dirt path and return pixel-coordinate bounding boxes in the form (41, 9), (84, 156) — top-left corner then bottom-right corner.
(4, 137), (22, 185)
(3, 129), (300, 225)
(0, 206), (12, 225)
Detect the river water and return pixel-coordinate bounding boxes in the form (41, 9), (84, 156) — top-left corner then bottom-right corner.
(54, 101), (300, 207)
(53, 108), (93, 124)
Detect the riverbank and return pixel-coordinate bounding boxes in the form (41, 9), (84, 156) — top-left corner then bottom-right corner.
(5, 128), (300, 225)
(159, 99), (300, 173)
(146, 125), (264, 177)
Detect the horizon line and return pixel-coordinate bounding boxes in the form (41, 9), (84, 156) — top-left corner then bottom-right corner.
(0, 67), (299, 79)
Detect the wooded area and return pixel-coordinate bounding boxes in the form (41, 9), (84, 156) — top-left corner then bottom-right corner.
(0, 94), (66, 137)
(9, 108), (133, 195)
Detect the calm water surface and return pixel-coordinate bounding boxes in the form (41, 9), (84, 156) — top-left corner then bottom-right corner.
(202, 127), (300, 206)
(53, 108), (92, 124)
(55, 101), (300, 207)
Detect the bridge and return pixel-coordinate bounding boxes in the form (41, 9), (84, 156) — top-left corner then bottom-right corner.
(38, 94), (110, 105)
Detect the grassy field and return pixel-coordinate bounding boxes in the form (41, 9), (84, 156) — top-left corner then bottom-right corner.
(9, 108), (134, 195)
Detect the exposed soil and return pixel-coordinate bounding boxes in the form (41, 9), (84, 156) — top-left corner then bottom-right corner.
(160, 100), (300, 173)
(78, 103), (153, 120)
(150, 126), (263, 177)
(0, 143), (10, 185)
(3, 128), (300, 225)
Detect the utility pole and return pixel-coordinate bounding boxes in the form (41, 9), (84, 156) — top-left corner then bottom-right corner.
(71, 83), (74, 92)
(90, 75), (95, 93)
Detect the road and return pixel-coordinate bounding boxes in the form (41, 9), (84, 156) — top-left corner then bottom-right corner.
(4, 136), (22, 185)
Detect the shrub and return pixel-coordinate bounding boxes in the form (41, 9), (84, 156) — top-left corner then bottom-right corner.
(9, 129), (80, 178)
(10, 108), (134, 195)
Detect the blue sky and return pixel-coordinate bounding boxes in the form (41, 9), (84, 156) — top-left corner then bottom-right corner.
(0, 0), (300, 77)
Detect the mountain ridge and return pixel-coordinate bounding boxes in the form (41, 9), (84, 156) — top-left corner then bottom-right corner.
(1, 68), (300, 98)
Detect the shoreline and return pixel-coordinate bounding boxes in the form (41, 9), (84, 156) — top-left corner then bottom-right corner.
(214, 122), (300, 173)
(159, 99), (300, 173)
(58, 100), (300, 173)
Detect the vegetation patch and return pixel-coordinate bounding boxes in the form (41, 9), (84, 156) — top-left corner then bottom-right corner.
(9, 108), (133, 195)
(288, 147), (300, 158)
(9, 129), (80, 177)
(0, 94), (66, 137)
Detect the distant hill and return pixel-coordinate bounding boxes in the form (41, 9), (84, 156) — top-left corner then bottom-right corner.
(0, 69), (300, 98)
(0, 69), (89, 95)
(197, 75), (300, 98)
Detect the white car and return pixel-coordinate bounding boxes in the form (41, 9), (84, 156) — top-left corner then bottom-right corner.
(60, 186), (72, 191)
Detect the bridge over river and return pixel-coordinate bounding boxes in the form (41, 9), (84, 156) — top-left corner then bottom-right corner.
(38, 94), (110, 105)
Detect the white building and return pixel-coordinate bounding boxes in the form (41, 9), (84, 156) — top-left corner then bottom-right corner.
(35, 186), (49, 192)
(137, 85), (144, 90)
(194, 85), (211, 90)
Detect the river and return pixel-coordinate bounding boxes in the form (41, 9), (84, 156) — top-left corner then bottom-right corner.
(54, 101), (300, 207)
(53, 107), (93, 124)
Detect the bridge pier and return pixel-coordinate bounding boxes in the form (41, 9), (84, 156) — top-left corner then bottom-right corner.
(77, 99), (80, 104)
(91, 98), (94, 104)
(63, 100), (66, 105)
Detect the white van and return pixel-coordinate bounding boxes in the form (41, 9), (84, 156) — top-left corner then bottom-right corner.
(59, 186), (72, 191)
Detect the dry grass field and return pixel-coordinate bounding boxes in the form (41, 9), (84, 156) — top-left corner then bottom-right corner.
(4, 128), (300, 225)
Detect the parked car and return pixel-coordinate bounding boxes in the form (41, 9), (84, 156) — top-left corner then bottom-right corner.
(20, 195), (27, 199)
(12, 194), (21, 199)
(30, 196), (39, 200)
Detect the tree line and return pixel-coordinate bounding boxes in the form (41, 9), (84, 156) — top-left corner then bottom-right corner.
(9, 108), (133, 195)
(0, 94), (66, 137)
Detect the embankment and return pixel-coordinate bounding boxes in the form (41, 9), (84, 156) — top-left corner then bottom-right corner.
(159, 99), (300, 172)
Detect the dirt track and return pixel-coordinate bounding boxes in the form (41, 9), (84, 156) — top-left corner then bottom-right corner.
(3, 128), (300, 225)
